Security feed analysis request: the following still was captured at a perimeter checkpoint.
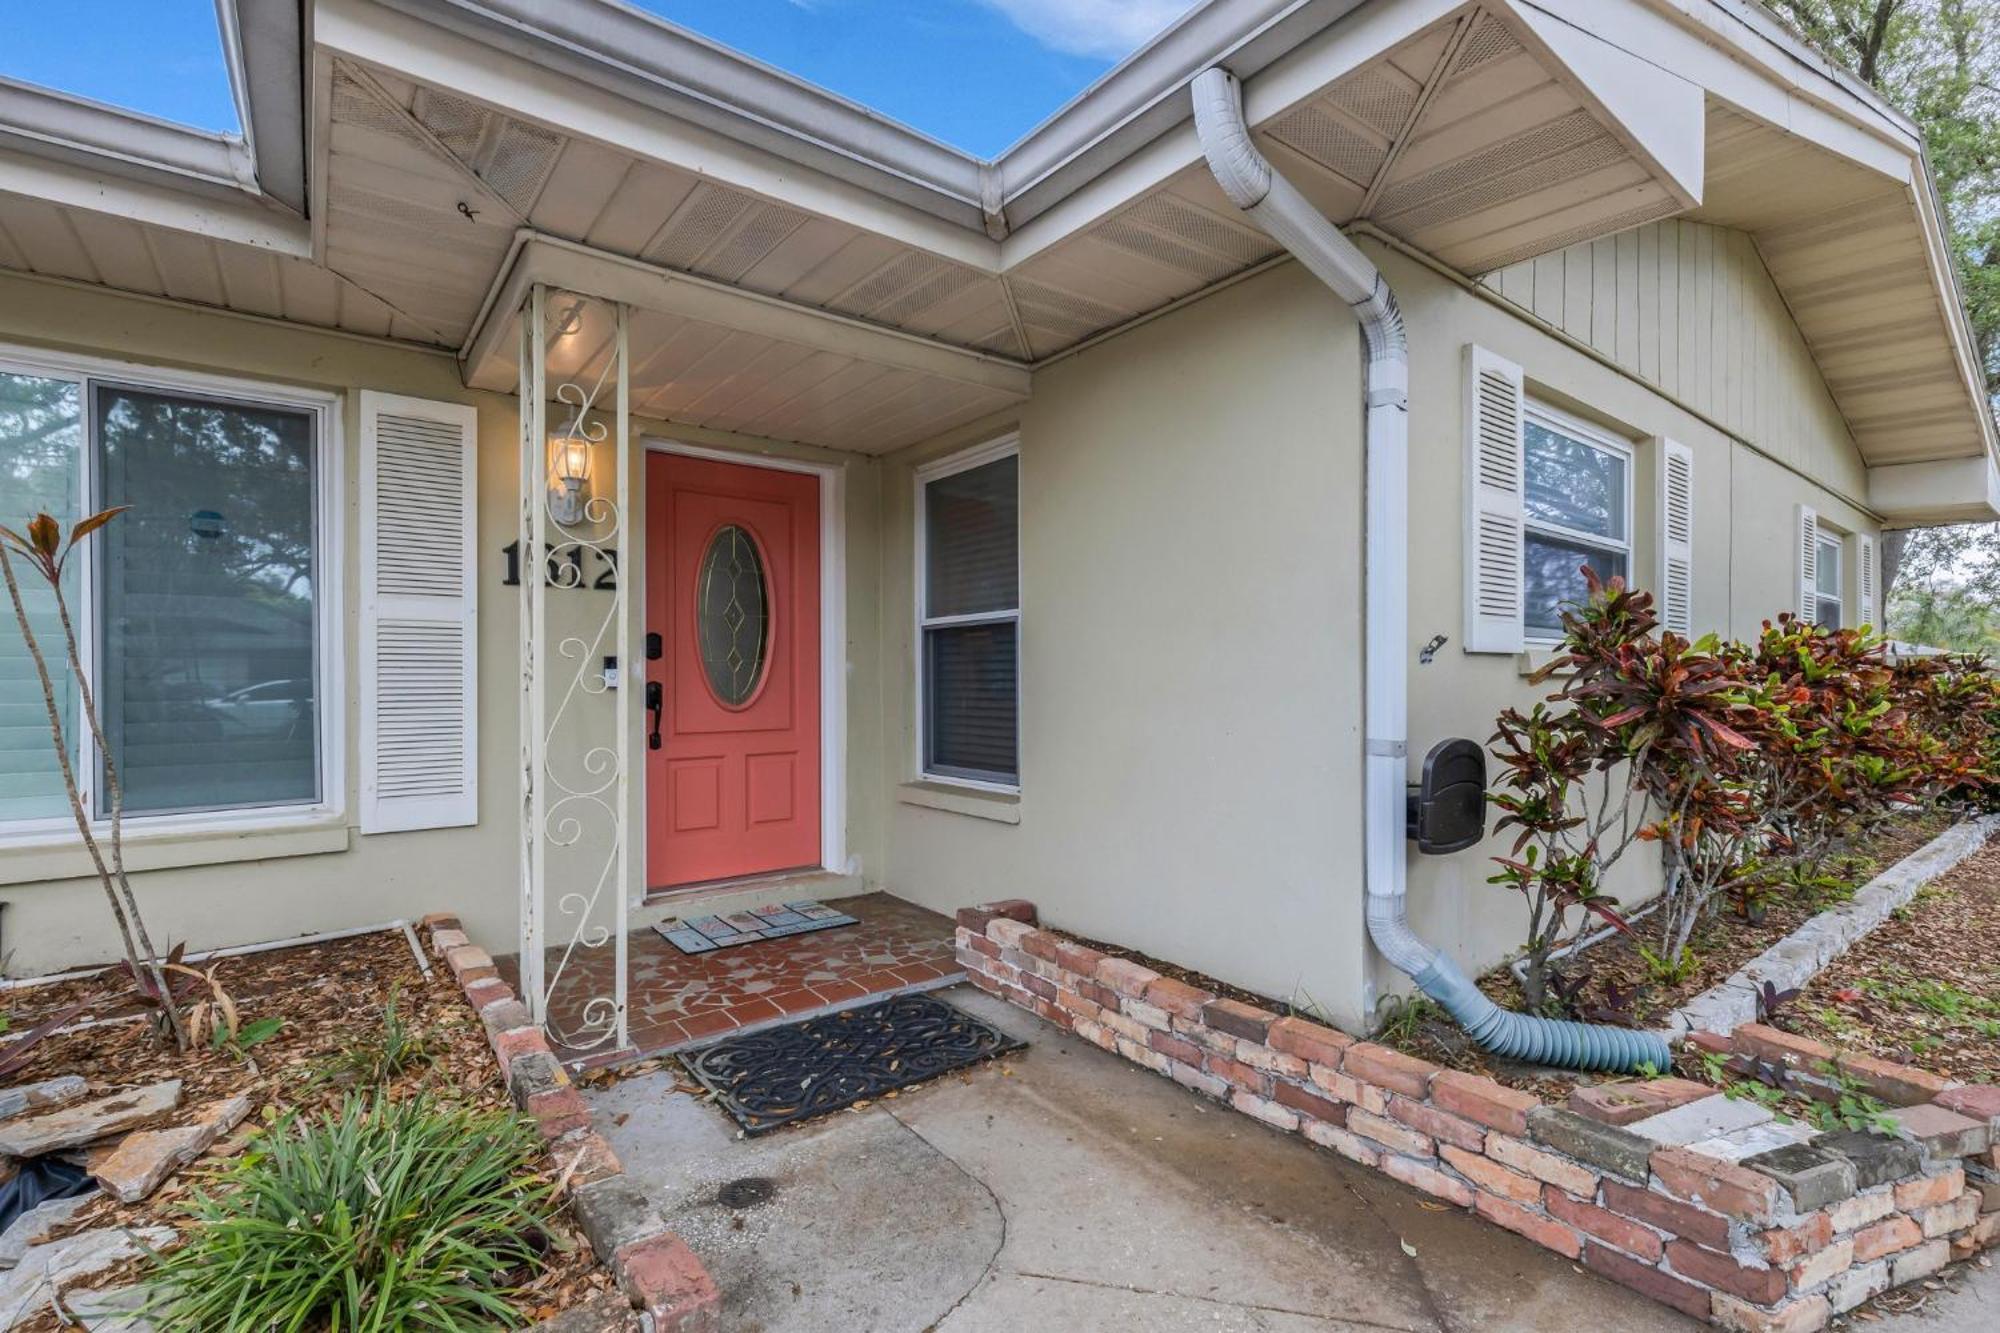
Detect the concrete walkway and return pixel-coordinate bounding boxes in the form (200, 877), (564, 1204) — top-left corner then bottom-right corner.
(589, 985), (1709, 1332)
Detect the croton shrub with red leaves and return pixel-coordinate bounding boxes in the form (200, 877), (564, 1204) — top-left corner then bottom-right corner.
(1489, 571), (1994, 1012)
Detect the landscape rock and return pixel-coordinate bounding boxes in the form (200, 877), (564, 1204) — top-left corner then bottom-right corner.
(0, 1078), (89, 1123)
(67, 1285), (153, 1332)
(0, 1192), (97, 1269)
(88, 1093), (254, 1203)
(0, 1083), (182, 1159)
(0, 1227), (174, 1328)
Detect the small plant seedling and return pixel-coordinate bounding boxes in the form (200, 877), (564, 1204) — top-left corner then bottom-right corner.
(1637, 943), (1700, 987)
(1755, 981), (1802, 1027)
(1806, 1061), (1901, 1136)
(313, 988), (439, 1087)
(212, 1015), (284, 1058)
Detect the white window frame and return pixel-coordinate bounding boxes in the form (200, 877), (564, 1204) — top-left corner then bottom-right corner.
(1521, 401), (1634, 645)
(914, 433), (1021, 794)
(1814, 532), (1844, 629)
(0, 342), (344, 847)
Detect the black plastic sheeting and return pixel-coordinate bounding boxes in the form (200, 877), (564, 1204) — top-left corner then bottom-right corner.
(0, 1156), (95, 1233)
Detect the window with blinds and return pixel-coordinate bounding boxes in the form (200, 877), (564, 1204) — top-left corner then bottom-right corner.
(0, 358), (329, 834)
(918, 443), (1019, 787)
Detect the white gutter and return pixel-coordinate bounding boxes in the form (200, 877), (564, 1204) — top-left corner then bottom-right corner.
(1189, 67), (1424, 981)
(1191, 67), (1666, 1071)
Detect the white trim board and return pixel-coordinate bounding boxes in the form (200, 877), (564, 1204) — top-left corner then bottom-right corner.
(641, 438), (852, 893)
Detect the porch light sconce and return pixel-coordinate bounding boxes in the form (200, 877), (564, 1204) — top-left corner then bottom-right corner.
(547, 429), (593, 526)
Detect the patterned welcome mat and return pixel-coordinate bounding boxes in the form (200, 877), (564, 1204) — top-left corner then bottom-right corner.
(680, 992), (1025, 1134)
(653, 901), (858, 955)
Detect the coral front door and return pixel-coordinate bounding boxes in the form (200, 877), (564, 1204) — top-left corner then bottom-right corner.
(646, 452), (821, 889)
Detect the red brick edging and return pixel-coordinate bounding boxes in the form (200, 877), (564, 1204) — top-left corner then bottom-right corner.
(417, 914), (720, 1333)
(957, 901), (2000, 1332)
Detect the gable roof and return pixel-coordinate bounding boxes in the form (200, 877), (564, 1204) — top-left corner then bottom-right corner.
(0, 0), (1990, 494)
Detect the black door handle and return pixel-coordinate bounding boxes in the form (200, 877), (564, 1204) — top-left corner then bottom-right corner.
(646, 680), (663, 750)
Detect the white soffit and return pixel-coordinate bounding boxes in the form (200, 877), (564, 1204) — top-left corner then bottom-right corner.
(1210, 5), (1695, 273)
(463, 238), (1029, 455)
(1502, 0), (1704, 205)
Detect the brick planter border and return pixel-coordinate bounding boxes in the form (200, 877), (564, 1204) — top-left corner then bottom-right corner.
(417, 915), (719, 1333)
(1663, 814), (2000, 1038)
(957, 901), (2000, 1332)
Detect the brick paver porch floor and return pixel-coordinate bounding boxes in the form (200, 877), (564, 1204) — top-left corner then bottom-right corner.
(499, 892), (962, 1062)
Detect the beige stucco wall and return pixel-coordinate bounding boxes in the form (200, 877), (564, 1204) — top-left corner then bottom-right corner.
(0, 216), (1884, 1025)
(0, 271), (888, 978)
(878, 238), (1881, 1032)
(878, 265), (1372, 1026)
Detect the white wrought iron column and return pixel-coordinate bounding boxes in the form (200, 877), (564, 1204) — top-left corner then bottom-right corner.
(519, 286), (632, 1057)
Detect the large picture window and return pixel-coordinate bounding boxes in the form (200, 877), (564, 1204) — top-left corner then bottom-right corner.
(1522, 405), (1631, 640)
(917, 440), (1019, 788)
(0, 356), (330, 832)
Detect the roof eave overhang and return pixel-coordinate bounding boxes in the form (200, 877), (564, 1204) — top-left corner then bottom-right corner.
(460, 231), (1032, 399)
(1870, 457), (2000, 527)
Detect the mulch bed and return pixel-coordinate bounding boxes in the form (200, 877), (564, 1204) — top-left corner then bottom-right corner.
(2, 929), (613, 1329)
(1379, 810), (1961, 1095)
(1783, 836), (2000, 1086)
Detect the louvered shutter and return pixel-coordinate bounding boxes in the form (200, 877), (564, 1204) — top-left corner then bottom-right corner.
(360, 391), (478, 833)
(1656, 438), (1694, 636)
(1856, 533), (1877, 629)
(1464, 345), (1526, 653)
(1796, 505), (1819, 624)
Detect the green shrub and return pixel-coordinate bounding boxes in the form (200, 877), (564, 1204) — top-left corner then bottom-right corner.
(145, 1093), (552, 1332)
(313, 987), (439, 1087)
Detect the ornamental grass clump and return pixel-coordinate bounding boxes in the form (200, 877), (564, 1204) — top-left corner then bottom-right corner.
(145, 1093), (553, 1332)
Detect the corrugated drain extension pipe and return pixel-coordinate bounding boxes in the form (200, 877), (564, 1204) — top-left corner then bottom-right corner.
(1191, 68), (1669, 1074)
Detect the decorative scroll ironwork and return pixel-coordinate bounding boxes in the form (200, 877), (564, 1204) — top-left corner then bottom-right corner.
(519, 285), (632, 1057)
(681, 994), (1026, 1135)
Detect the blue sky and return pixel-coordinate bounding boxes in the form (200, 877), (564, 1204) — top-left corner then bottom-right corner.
(0, 0), (1194, 157)
(0, 1), (238, 132)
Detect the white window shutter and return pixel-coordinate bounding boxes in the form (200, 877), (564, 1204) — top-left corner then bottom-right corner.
(1795, 504), (1819, 624)
(1464, 345), (1526, 653)
(1856, 532), (1877, 628)
(360, 391), (478, 833)
(1656, 438), (1694, 637)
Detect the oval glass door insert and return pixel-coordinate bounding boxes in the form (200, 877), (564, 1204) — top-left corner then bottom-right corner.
(695, 524), (771, 706)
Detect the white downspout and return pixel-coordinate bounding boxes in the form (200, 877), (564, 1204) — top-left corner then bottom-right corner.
(1191, 68), (1667, 1072)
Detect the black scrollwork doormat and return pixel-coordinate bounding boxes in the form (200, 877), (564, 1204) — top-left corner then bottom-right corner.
(680, 993), (1025, 1135)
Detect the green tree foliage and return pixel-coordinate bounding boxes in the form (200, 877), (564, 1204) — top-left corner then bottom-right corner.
(1771, 3), (2000, 638)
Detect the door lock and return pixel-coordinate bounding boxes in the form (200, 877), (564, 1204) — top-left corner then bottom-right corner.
(646, 680), (663, 750)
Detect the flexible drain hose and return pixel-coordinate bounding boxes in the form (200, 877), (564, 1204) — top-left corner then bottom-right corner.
(1192, 67), (1670, 1076)
(1416, 953), (1672, 1072)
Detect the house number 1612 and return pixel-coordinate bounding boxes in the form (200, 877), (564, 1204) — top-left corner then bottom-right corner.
(499, 540), (618, 591)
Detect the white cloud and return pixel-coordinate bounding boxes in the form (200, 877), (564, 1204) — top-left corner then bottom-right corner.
(978, 0), (1194, 60)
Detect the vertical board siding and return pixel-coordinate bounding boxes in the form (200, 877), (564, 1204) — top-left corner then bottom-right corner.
(1479, 220), (1855, 478)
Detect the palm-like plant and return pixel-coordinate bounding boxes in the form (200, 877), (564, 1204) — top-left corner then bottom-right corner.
(0, 508), (186, 1048)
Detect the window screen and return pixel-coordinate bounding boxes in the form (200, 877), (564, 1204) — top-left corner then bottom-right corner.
(0, 371), (83, 823)
(1814, 535), (1843, 629)
(1522, 413), (1630, 638)
(94, 384), (319, 815)
(921, 451), (1018, 785)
